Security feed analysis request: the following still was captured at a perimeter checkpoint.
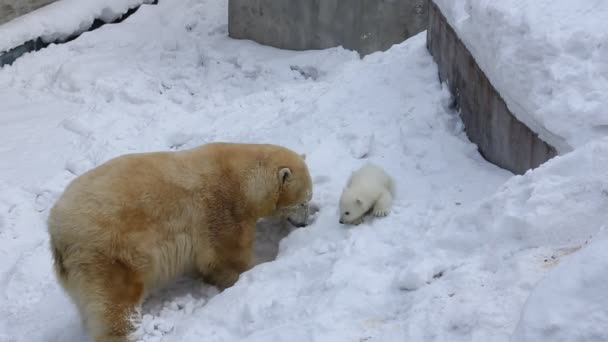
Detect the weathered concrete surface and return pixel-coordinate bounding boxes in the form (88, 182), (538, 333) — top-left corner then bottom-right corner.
(0, 0), (57, 25)
(426, 1), (557, 175)
(229, 0), (428, 56)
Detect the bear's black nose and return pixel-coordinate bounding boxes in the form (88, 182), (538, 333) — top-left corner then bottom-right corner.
(339, 219), (344, 224)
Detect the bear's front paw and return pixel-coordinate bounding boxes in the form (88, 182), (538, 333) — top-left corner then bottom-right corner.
(373, 209), (389, 217)
(202, 269), (240, 290)
(351, 216), (365, 225)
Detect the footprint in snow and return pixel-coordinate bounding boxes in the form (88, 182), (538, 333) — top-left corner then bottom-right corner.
(290, 65), (323, 80)
(34, 190), (55, 212)
(395, 260), (447, 291)
(349, 133), (375, 159)
(61, 118), (93, 138)
(166, 132), (195, 150)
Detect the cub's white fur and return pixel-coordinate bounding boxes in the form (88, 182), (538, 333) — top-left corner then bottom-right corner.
(339, 163), (395, 225)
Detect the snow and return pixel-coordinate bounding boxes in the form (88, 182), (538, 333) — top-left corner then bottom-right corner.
(434, 0), (608, 152)
(0, 0), (607, 341)
(512, 227), (608, 342)
(0, 0), (152, 53)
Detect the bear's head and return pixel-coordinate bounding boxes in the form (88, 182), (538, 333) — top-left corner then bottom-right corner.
(273, 153), (313, 227)
(338, 187), (370, 225)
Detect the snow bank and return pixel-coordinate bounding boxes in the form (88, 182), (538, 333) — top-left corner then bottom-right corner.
(511, 228), (608, 342)
(393, 137), (608, 342)
(430, 137), (608, 260)
(434, 0), (608, 152)
(0, 0), (152, 53)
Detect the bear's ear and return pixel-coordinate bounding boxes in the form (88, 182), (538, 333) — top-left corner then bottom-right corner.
(279, 167), (292, 184)
(300, 153), (306, 160)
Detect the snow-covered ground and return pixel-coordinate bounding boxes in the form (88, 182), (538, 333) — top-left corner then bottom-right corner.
(434, 0), (608, 152)
(1, 0), (607, 341)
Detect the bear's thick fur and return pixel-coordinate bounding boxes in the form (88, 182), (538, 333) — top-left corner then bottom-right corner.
(47, 142), (313, 342)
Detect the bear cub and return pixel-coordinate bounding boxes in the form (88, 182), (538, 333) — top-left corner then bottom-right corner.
(339, 162), (395, 225)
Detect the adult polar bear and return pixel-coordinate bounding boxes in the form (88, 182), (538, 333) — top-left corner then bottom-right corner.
(47, 142), (313, 342)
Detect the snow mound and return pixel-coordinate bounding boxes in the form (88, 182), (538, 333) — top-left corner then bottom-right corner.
(434, 0), (608, 152)
(512, 228), (608, 342)
(0, 0), (152, 53)
(430, 137), (608, 261)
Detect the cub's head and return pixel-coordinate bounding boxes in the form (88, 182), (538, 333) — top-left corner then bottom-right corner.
(274, 153), (313, 227)
(338, 187), (370, 225)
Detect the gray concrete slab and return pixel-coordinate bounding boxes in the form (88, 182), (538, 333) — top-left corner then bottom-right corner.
(228, 0), (428, 56)
(0, 0), (57, 25)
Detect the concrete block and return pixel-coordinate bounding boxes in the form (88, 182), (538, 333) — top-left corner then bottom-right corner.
(228, 0), (428, 56)
(0, 0), (57, 25)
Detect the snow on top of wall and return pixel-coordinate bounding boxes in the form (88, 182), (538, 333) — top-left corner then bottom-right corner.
(434, 0), (608, 152)
(0, 0), (150, 53)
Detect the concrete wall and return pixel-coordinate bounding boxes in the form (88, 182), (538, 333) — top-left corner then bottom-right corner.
(228, 0), (428, 56)
(426, 1), (557, 174)
(0, 0), (57, 25)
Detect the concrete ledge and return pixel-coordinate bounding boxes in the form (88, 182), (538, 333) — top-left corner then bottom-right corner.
(0, 1), (157, 68)
(426, 1), (557, 175)
(0, 0), (57, 26)
(228, 0), (428, 57)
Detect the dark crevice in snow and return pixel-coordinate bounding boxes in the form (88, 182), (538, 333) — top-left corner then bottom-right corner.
(0, 0), (159, 68)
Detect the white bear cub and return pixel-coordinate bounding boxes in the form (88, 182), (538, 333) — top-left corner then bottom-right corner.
(339, 162), (395, 225)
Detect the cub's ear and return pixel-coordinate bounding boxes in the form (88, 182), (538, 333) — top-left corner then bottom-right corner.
(300, 153), (307, 160)
(279, 167), (292, 184)
(356, 199), (363, 206)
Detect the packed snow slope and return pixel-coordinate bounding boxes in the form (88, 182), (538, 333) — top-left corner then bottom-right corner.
(435, 0), (608, 152)
(0, 0), (607, 341)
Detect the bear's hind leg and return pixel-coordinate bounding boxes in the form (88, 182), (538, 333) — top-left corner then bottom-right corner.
(372, 190), (393, 217)
(70, 258), (145, 342)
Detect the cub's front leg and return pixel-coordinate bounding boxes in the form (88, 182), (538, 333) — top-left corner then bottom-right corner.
(372, 189), (393, 217)
(198, 223), (255, 290)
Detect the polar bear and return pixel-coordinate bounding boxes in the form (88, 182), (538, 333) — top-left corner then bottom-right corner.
(339, 162), (395, 225)
(47, 142), (313, 342)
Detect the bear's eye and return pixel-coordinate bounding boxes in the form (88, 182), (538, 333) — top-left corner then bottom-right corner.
(345, 211), (350, 215)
